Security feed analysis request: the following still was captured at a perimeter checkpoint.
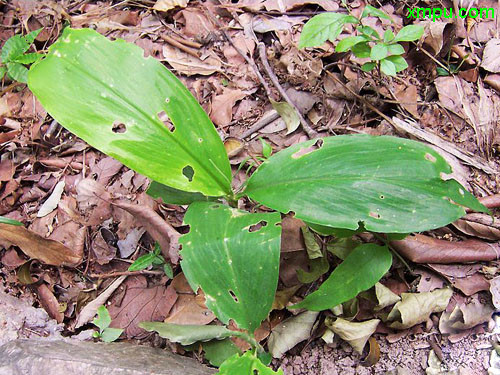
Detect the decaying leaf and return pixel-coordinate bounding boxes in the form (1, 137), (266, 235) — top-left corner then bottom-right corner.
(325, 317), (380, 354)
(153, 0), (189, 12)
(139, 322), (239, 345)
(490, 276), (500, 309)
(0, 224), (82, 267)
(481, 39), (500, 73)
(224, 138), (245, 158)
(272, 285), (301, 311)
(165, 294), (216, 325)
(439, 299), (493, 334)
(280, 216), (306, 253)
(211, 90), (248, 127)
(270, 99), (300, 134)
(427, 264), (490, 296)
(36, 181), (65, 218)
(373, 282), (401, 311)
(162, 44), (222, 76)
(386, 288), (453, 329)
(267, 310), (319, 358)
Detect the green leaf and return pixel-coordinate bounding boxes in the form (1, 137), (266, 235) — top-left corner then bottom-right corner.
(260, 138), (272, 159)
(100, 327), (123, 342)
(23, 28), (42, 45)
(351, 42), (371, 58)
(93, 306), (112, 332)
(0, 216), (23, 226)
(28, 28), (232, 197)
(139, 322), (240, 345)
(163, 263), (173, 278)
(383, 29), (395, 43)
(385, 55), (409, 72)
(380, 58), (396, 76)
(299, 13), (359, 48)
(217, 351), (284, 375)
(361, 5), (393, 22)
(370, 44), (388, 61)
(291, 244), (392, 311)
(307, 222), (365, 238)
(335, 36), (368, 52)
(361, 62), (376, 72)
(394, 25), (424, 42)
(301, 227), (322, 259)
(387, 43), (405, 55)
(1, 35), (29, 62)
(147, 181), (216, 205)
(326, 237), (361, 260)
(0, 65), (6, 79)
(297, 257), (329, 283)
(13, 52), (43, 64)
(203, 339), (242, 367)
(128, 252), (157, 271)
(245, 135), (487, 233)
(6, 62), (28, 83)
(358, 26), (380, 40)
(436, 66), (450, 76)
(179, 202), (281, 332)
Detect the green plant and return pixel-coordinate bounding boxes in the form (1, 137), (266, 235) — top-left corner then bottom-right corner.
(0, 216), (22, 226)
(92, 305), (124, 342)
(299, 5), (424, 76)
(0, 29), (43, 83)
(128, 242), (173, 278)
(27, 28), (486, 373)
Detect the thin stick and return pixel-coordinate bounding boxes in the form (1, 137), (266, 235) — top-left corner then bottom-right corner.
(168, 33), (202, 49)
(240, 110), (280, 139)
(90, 270), (164, 279)
(161, 34), (201, 58)
(258, 43), (318, 139)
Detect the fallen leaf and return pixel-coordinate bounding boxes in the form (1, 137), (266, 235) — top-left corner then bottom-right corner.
(271, 99), (300, 134)
(91, 229), (117, 265)
(108, 276), (178, 338)
(386, 288), (453, 329)
(272, 285), (301, 311)
(360, 337), (381, 367)
(1, 249), (26, 269)
(224, 138), (245, 158)
(268, 310), (319, 358)
(373, 282), (401, 311)
(162, 45), (221, 76)
(490, 276), (500, 309)
(325, 317), (379, 354)
(36, 181), (65, 218)
(165, 294), (215, 325)
(0, 224), (82, 266)
(484, 74), (500, 93)
(0, 159), (14, 181)
(452, 213), (500, 241)
(420, 20), (451, 55)
(280, 216), (305, 253)
(394, 84), (419, 118)
(153, 0), (188, 12)
(439, 299), (493, 334)
(180, 9), (214, 39)
(391, 234), (500, 263)
(211, 90), (247, 127)
(252, 15), (306, 34)
(117, 227), (145, 258)
(263, 0), (338, 11)
(481, 38), (500, 73)
(428, 264), (490, 296)
(36, 283), (64, 323)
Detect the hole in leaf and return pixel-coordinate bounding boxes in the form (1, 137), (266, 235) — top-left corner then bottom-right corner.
(211, 204), (221, 209)
(291, 139), (324, 159)
(379, 195), (385, 199)
(182, 166), (194, 182)
(369, 211), (381, 219)
(253, 370), (259, 375)
(229, 290), (239, 302)
(424, 153), (437, 162)
(249, 220), (268, 232)
(112, 121), (126, 133)
(165, 97), (170, 104)
(157, 110), (175, 132)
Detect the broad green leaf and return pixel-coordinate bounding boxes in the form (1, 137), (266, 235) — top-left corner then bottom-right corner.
(0, 65), (6, 79)
(147, 181), (216, 205)
(361, 62), (376, 72)
(218, 351), (284, 375)
(384, 29), (395, 43)
(13, 52), (43, 64)
(23, 29), (42, 45)
(307, 222), (363, 238)
(128, 252), (157, 271)
(163, 263), (173, 278)
(436, 66), (450, 76)
(297, 257), (329, 283)
(380, 58), (396, 76)
(291, 244), (392, 311)
(387, 43), (405, 55)
(361, 5), (393, 22)
(100, 327), (123, 342)
(28, 28), (232, 197)
(93, 306), (112, 332)
(179, 202), (281, 332)
(203, 339), (242, 367)
(245, 135), (486, 233)
(301, 227), (322, 259)
(394, 25), (424, 42)
(7, 62), (28, 83)
(260, 138), (272, 159)
(358, 25), (380, 40)
(351, 42), (371, 58)
(0, 216), (23, 226)
(335, 36), (368, 52)
(1, 35), (28, 62)
(139, 322), (241, 345)
(326, 237), (361, 260)
(370, 43), (388, 61)
(299, 13), (359, 48)
(385, 55), (409, 72)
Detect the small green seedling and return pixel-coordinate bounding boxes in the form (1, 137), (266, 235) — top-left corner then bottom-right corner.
(0, 29), (43, 83)
(0, 216), (23, 226)
(128, 242), (173, 278)
(92, 305), (123, 343)
(299, 5), (424, 76)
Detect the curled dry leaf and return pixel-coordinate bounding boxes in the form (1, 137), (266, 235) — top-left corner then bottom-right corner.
(386, 288), (453, 330)
(452, 213), (500, 241)
(373, 282), (401, 311)
(325, 317), (380, 354)
(224, 138), (245, 158)
(391, 234), (500, 264)
(36, 181), (65, 218)
(439, 299), (493, 334)
(153, 0), (188, 12)
(481, 39), (500, 73)
(427, 264), (490, 296)
(360, 337), (381, 367)
(263, 0), (339, 12)
(490, 276), (500, 309)
(211, 90), (248, 128)
(0, 224), (82, 267)
(36, 283), (64, 323)
(162, 45), (221, 76)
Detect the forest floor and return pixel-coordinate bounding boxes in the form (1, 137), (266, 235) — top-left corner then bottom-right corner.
(0, 0), (499, 374)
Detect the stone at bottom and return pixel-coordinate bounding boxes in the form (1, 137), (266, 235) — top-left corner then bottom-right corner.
(0, 339), (216, 375)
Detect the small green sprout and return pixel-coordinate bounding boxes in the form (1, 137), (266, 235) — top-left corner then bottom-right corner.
(92, 305), (123, 342)
(128, 242), (173, 278)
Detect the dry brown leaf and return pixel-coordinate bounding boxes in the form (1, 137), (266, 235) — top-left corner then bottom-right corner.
(165, 294), (215, 325)
(91, 229), (117, 265)
(1, 249), (26, 269)
(326, 317), (379, 354)
(112, 201), (181, 264)
(490, 276), (500, 309)
(210, 89), (248, 127)
(263, 0), (338, 12)
(280, 216), (306, 253)
(153, 0), (188, 12)
(484, 74), (500, 93)
(179, 9), (214, 39)
(162, 45), (221, 76)
(391, 234), (500, 264)
(224, 138), (245, 158)
(439, 299), (493, 334)
(481, 38), (500, 73)
(36, 283), (64, 323)
(394, 84), (419, 118)
(0, 224), (82, 267)
(108, 276), (177, 338)
(453, 213), (500, 241)
(420, 20), (452, 56)
(427, 264), (490, 296)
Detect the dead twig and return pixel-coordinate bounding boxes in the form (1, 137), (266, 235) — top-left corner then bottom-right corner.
(240, 110), (280, 139)
(161, 34), (201, 59)
(90, 270), (165, 279)
(258, 43), (318, 139)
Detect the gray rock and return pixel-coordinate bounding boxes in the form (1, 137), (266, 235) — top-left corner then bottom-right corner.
(0, 339), (216, 375)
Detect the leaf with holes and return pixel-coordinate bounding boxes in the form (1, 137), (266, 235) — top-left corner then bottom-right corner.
(217, 351), (284, 375)
(180, 202), (281, 332)
(28, 28), (231, 197)
(291, 244), (392, 311)
(147, 181), (217, 205)
(245, 135), (487, 233)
